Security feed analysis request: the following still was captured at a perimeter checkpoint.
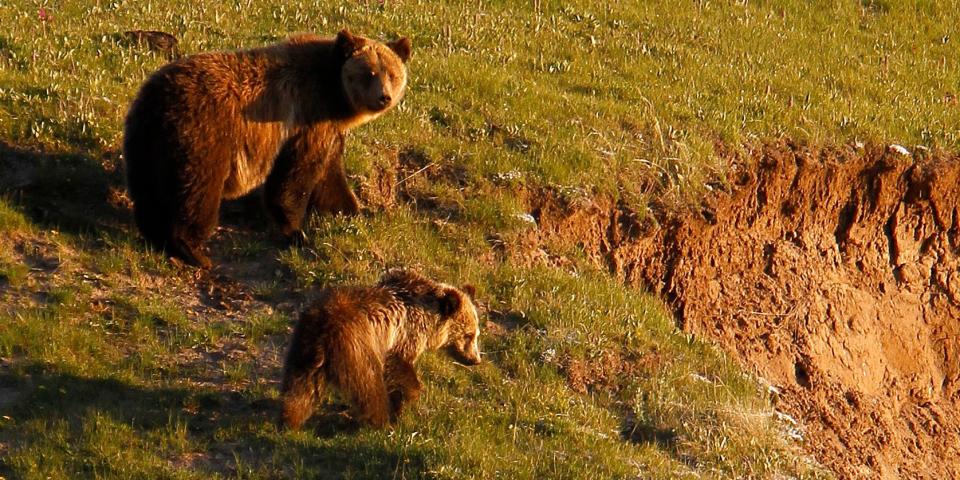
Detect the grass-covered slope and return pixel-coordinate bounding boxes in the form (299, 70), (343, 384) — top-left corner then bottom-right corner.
(1, 1), (956, 478)
(3, 1), (958, 201)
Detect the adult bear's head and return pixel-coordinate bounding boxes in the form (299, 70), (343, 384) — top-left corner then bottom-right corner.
(336, 29), (411, 119)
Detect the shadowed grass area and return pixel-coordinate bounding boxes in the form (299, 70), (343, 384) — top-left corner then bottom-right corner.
(4, 0), (955, 478)
(0, 367), (429, 480)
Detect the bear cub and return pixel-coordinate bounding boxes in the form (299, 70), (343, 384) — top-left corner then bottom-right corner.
(123, 30), (410, 268)
(281, 269), (482, 429)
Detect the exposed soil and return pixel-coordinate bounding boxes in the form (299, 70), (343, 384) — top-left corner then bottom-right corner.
(514, 143), (960, 479)
(562, 350), (640, 395)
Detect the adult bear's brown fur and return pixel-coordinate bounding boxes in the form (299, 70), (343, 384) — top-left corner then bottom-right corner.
(124, 30), (410, 268)
(281, 270), (482, 430)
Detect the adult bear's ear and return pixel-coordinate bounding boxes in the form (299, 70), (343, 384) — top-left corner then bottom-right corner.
(387, 37), (411, 63)
(335, 29), (361, 57)
(461, 284), (476, 299)
(438, 289), (461, 317)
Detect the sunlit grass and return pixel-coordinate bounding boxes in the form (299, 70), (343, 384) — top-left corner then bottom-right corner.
(3, 1), (958, 205)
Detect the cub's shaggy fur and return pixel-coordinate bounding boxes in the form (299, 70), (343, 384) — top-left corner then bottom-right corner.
(281, 270), (482, 429)
(124, 30), (410, 268)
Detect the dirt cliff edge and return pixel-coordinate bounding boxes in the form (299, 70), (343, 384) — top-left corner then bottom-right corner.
(519, 143), (960, 478)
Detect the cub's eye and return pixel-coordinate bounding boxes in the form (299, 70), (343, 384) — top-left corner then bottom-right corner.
(369, 71), (377, 77)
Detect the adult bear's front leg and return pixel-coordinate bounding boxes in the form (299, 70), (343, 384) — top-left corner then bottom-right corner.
(264, 131), (328, 243)
(310, 133), (360, 216)
(384, 354), (423, 420)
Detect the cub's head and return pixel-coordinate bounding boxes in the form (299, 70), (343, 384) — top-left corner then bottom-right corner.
(437, 284), (482, 366)
(378, 269), (482, 366)
(335, 29), (410, 120)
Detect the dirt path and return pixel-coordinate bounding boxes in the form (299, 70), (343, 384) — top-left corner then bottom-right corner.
(516, 143), (960, 479)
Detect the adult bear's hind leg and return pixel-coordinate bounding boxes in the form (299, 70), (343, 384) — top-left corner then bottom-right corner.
(168, 157), (230, 269)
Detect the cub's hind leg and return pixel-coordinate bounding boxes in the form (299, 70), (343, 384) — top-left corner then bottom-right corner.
(328, 339), (391, 428)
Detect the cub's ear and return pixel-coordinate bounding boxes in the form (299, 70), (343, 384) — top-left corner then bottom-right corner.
(461, 284), (476, 299)
(335, 28), (361, 57)
(438, 290), (461, 317)
(387, 37), (411, 63)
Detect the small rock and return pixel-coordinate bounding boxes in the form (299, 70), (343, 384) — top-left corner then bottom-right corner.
(888, 144), (910, 156)
(540, 348), (556, 363)
(688, 373), (712, 383)
(514, 213), (537, 225)
(492, 170), (523, 183)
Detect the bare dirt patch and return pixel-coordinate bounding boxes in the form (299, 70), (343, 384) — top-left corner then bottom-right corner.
(516, 143), (960, 479)
(562, 350), (640, 395)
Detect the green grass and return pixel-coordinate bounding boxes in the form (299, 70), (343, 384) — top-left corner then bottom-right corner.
(0, 264), (818, 479)
(4, 0), (957, 478)
(3, 1), (958, 205)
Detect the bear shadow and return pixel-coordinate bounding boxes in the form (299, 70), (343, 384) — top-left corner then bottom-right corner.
(0, 141), (297, 293)
(0, 140), (275, 243)
(619, 410), (701, 469)
(0, 141), (128, 237)
(620, 414), (677, 448)
(0, 365), (426, 478)
(487, 309), (533, 332)
(308, 403), (365, 438)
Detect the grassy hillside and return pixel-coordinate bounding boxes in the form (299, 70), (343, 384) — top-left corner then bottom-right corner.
(1, 0), (956, 478)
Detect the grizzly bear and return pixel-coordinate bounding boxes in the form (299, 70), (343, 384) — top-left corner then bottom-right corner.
(281, 269), (482, 430)
(123, 29), (411, 268)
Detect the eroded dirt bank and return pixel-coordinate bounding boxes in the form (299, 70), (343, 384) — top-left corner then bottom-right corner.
(518, 144), (960, 478)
